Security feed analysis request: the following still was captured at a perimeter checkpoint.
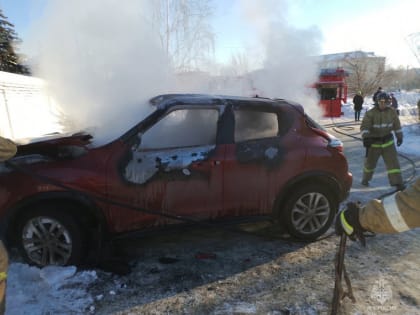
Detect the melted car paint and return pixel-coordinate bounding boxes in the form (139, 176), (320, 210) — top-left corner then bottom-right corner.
(16, 132), (91, 160)
(236, 139), (284, 168)
(0, 154), (52, 173)
(264, 147), (278, 159)
(124, 145), (216, 184)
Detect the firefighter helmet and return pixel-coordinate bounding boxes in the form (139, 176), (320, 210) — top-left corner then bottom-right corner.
(377, 92), (389, 101)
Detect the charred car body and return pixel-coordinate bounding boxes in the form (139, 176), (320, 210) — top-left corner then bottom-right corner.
(0, 94), (352, 267)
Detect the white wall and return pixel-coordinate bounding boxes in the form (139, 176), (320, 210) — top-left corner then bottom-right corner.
(0, 71), (62, 141)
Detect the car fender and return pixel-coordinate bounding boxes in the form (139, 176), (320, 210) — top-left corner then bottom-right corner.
(3, 190), (108, 245)
(272, 170), (343, 219)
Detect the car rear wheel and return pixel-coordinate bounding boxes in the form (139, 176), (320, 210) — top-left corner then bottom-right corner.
(281, 184), (336, 240)
(16, 205), (85, 267)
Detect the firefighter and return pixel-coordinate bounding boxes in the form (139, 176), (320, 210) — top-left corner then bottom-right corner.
(417, 99), (420, 121)
(360, 92), (404, 190)
(372, 87), (382, 105)
(336, 177), (420, 243)
(390, 93), (399, 115)
(0, 136), (17, 315)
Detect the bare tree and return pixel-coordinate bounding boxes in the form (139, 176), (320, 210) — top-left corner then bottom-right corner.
(405, 32), (420, 67)
(151, 0), (215, 72)
(343, 57), (387, 97)
(402, 68), (420, 90)
(384, 67), (420, 91)
(217, 52), (250, 77)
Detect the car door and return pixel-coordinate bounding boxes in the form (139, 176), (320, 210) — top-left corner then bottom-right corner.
(106, 106), (224, 232)
(221, 105), (284, 217)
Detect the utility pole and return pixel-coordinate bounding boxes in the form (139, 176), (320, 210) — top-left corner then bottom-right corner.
(166, 0), (170, 57)
(1, 89), (14, 138)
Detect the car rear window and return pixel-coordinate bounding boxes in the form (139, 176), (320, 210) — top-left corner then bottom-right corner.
(234, 110), (278, 142)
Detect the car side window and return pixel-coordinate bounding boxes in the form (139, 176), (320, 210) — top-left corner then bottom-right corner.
(234, 110), (279, 142)
(140, 108), (219, 149)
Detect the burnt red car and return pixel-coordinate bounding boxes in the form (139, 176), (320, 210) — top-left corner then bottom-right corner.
(0, 94), (352, 267)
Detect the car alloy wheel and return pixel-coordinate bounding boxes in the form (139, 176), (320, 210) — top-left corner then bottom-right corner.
(282, 184), (337, 240)
(16, 205), (85, 267)
(22, 216), (73, 266)
(290, 192), (330, 235)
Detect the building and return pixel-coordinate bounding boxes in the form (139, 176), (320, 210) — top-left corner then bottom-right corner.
(317, 50), (385, 74)
(317, 50), (387, 96)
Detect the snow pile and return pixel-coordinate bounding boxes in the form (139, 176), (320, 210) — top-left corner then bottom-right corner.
(6, 264), (97, 315)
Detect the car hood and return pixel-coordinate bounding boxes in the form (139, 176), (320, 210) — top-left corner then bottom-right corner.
(15, 132), (93, 159)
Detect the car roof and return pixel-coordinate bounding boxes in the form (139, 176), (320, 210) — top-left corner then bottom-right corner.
(120, 94), (304, 143)
(149, 93), (291, 110)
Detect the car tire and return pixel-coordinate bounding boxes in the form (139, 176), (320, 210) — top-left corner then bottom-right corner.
(15, 204), (86, 267)
(281, 184), (337, 240)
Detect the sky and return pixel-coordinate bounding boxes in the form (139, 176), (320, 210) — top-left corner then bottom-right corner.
(212, 0), (420, 68)
(0, 0), (419, 69)
(0, 0), (418, 143)
(0, 0), (325, 143)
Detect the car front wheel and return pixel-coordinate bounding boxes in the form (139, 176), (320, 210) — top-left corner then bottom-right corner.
(281, 184), (337, 240)
(16, 205), (85, 267)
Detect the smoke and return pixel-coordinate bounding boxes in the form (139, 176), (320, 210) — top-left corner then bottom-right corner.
(26, 0), (175, 143)
(24, 0), (324, 145)
(232, 0), (323, 118)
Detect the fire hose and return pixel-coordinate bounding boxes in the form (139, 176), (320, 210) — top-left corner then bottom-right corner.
(331, 233), (355, 315)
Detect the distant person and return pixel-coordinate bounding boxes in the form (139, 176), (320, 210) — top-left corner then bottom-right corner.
(417, 99), (420, 121)
(372, 86), (382, 105)
(352, 91), (364, 121)
(360, 92), (404, 190)
(0, 136), (17, 315)
(336, 177), (420, 245)
(390, 93), (399, 115)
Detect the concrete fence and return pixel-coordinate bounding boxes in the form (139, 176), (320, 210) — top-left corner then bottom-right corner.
(0, 71), (62, 141)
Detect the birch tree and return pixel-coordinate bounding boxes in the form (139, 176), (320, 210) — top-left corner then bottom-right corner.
(151, 0), (215, 72)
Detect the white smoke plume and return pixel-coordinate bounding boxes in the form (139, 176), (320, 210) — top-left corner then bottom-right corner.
(228, 0), (324, 118)
(24, 0), (324, 144)
(26, 0), (175, 143)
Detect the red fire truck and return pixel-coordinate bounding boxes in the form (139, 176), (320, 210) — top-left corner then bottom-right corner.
(313, 68), (348, 117)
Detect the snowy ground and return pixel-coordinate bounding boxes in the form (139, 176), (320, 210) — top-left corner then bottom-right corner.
(5, 92), (420, 315)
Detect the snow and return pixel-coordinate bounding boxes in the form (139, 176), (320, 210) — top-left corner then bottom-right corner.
(6, 264), (97, 315)
(5, 91), (420, 315)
